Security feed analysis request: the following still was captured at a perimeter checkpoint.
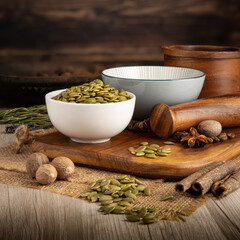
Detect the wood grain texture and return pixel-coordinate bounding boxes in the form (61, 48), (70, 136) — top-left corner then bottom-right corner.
(162, 45), (240, 98)
(32, 128), (240, 179)
(150, 94), (240, 139)
(0, 0), (239, 50)
(1, 184), (240, 240)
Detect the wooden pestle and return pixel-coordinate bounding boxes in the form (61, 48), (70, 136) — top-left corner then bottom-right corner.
(150, 94), (240, 139)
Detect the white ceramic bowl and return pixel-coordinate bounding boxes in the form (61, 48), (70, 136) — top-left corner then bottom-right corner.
(102, 66), (205, 120)
(45, 90), (136, 143)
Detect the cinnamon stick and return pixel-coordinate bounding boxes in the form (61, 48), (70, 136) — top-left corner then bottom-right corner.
(211, 174), (231, 196)
(192, 160), (238, 196)
(175, 161), (225, 193)
(215, 170), (240, 197)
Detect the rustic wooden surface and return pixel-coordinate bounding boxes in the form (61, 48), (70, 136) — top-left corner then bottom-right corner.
(32, 128), (240, 179)
(0, 0), (239, 72)
(1, 123), (240, 240)
(0, 0), (239, 50)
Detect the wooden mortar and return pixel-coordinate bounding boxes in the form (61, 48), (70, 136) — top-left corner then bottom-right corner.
(162, 45), (240, 98)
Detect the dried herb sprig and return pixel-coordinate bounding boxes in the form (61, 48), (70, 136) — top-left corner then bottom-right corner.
(0, 105), (52, 130)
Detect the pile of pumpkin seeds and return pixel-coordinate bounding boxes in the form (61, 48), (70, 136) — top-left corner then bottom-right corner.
(128, 141), (174, 159)
(80, 175), (158, 224)
(52, 79), (131, 104)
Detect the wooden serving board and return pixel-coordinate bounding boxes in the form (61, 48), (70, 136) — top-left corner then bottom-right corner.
(32, 128), (240, 180)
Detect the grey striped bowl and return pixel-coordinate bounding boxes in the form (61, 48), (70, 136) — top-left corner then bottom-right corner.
(102, 66), (205, 120)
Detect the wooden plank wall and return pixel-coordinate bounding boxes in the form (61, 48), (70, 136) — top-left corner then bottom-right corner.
(0, 0), (239, 67)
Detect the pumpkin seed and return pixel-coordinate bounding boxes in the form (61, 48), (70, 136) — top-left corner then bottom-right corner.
(112, 193), (119, 198)
(125, 191), (136, 199)
(147, 207), (159, 212)
(131, 189), (139, 195)
(149, 144), (160, 148)
(140, 142), (148, 146)
(135, 179), (143, 185)
(144, 187), (151, 196)
(103, 206), (115, 214)
(161, 147), (171, 152)
(136, 185), (147, 191)
(136, 146), (146, 152)
(80, 192), (89, 197)
(157, 152), (168, 157)
(145, 153), (156, 159)
(144, 149), (155, 154)
(132, 206), (142, 212)
(99, 206), (109, 212)
(100, 200), (113, 206)
(164, 141), (175, 145)
(116, 175), (127, 180)
(118, 201), (130, 206)
(147, 147), (158, 151)
(52, 79), (131, 104)
(112, 206), (125, 214)
(99, 195), (113, 201)
(143, 213), (156, 220)
(112, 197), (122, 202)
(143, 218), (155, 224)
(136, 152), (145, 157)
(138, 207), (148, 218)
(120, 179), (135, 184)
(161, 195), (173, 201)
(123, 197), (134, 203)
(126, 215), (141, 222)
(128, 147), (135, 152)
(90, 195), (98, 202)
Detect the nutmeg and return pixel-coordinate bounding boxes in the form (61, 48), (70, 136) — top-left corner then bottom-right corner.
(197, 120), (222, 137)
(51, 156), (75, 180)
(26, 152), (49, 178)
(36, 164), (57, 185)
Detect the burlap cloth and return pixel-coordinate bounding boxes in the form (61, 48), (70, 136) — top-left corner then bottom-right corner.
(0, 139), (217, 221)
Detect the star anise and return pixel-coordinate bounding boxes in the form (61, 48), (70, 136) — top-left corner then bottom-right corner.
(180, 127), (208, 148)
(127, 118), (150, 132)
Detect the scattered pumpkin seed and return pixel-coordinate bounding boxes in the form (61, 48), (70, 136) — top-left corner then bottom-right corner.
(161, 195), (174, 201)
(80, 175), (157, 224)
(118, 201), (130, 206)
(144, 187), (151, 196)
(128, 142), (172, 159)
(124, 197), (135, 203)
(143, 213), (156, 220)
(164, 141), (175, 145)
(138, 207), (148, 218)
(144, 149), (155, 154)
(147, 207), (159, 212)
(157, 152), (169, 157)
(103, 206), (115, 214)
(136, 152), (145, 157)
(142, 218), (155, 224)
(136, 185), (147, 191)
(126, 215), (141, 222)
(112, 197), (122, 202)
(145, 153), (157, 159)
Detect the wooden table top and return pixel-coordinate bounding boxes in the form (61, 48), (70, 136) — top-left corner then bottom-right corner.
(0, 113), (240, 240)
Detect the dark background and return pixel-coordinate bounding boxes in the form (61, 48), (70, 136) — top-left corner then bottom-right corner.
(0, 0), (239, 67)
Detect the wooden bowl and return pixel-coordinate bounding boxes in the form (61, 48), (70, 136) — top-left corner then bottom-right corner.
(162, 45), (240, 98)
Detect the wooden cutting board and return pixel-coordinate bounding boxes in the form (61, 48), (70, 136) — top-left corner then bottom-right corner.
(32, 128), (240, 180)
